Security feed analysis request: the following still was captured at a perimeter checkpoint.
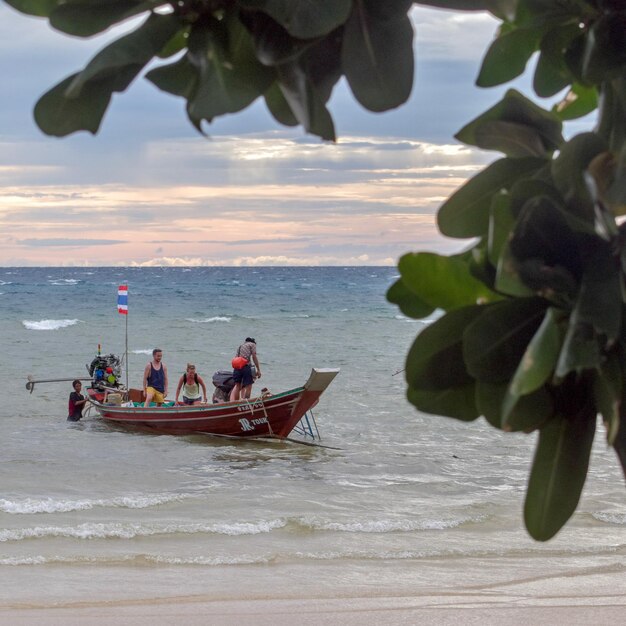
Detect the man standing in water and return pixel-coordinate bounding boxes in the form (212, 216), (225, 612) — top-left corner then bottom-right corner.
(67, 380), (88, 421)
(230, 337), (261, 401)
(143, 348), (168, 407)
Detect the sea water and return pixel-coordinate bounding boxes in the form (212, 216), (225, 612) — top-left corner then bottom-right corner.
(0, 266), (624, 605)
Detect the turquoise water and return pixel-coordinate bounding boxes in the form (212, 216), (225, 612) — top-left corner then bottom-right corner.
(0, 267), (624, 604)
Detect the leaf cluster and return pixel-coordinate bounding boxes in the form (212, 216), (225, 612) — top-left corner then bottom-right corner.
(388, 0), (626, 540)
(5, 0), (421, 140)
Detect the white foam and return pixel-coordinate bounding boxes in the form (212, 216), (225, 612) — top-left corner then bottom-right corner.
(0, 556), (48, 566)
(0, 493), (190, 515)
(147, 554), (271, 566)
(132, 349), (153, 355)
(0, 519), (286, 542)
(186, 316), (231, 323)
(300, 516), (480, 533)
(48, 279), (81, 286)
(22, 319), (80, 331)
(592, 511), (626, 525)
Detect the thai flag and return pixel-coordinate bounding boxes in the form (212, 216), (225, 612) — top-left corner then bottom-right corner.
(117, 285), (128, 315)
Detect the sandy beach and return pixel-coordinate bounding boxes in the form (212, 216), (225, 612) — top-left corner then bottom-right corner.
(2, 561), (625, 625)
(2, 592), (626, 626)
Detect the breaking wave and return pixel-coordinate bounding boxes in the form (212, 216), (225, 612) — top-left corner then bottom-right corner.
(0, 493), (191, 515)
(297, 516), (484, 533)
(186, 316), (231, 323)
(592, 511), (626, 525)
(22, 319), (80, 331)
(0, 519), (286, 542)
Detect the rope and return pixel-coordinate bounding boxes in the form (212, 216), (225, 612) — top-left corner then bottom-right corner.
(259, 396), (274, 436)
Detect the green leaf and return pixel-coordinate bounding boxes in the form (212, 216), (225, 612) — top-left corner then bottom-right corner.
(342, 0), (414, 112)
(551, 132), (607, 228)
(276, 61), (335, 140)
(606, 144), (626, 215)
(157, 27), (190, 59)
(398, 252), (499, 312)
(508, 307), (563, 397)
(3, 0), (58, 16)
(495, 242), (536, 298)
(49, 1), (156, 37)
(614, 397), (626, 479)
(581, 13), (626, 84)
(34, 72), (118, 136)
(406, 305), (485, 392)
(475, 120), (551, 157)
(386, 278), (434, 319)
(573, 242), (622, 341)
(65, 13), (183, 99)
(518, 0), (596, 24)
(593, 354), (621, 446)
(463, 297), (547, 383)
(509, 194), (583, 287)
(477, 27), (541, 87)
(407, 385), (479, 422)
(146, 55), (197, 98)
(553, 84), (598, 121)
(242, 10), (313, 66)
(263, 81), (298, 126)
(555, 317), (601, 379)
(456, 89), (563, 157)
(508, 178), (563, 219)
(524, 407), (596, 541)
(266, 28), (341, 139)
(437, 157), (546, 238)
(186, 15), (274, 123)
(533, 24), (581, 97)
(239, 0), (352, 38)
(477, 381), (553, 432)
(502, 385), (553, 432)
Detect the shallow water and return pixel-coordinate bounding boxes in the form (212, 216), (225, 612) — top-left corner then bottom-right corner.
(0, 267), (624, 604)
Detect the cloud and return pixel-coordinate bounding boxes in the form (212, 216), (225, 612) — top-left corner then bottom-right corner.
(17, 238), (125, 247)
(411, 6), (498, 62)
(0, 131), (490, 266)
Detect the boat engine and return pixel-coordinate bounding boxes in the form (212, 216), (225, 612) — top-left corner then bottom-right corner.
(88, 353), (122, 389)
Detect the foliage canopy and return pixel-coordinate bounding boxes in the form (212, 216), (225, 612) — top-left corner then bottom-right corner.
(5, 0), (626, 540)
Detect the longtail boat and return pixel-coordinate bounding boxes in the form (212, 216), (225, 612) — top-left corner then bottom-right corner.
(86, 368), (339, 439)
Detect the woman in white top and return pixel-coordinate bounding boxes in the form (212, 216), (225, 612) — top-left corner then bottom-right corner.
(175, 364), (208, 405)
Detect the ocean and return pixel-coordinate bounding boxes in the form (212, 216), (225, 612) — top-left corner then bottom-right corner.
(0, 266), (624, 606)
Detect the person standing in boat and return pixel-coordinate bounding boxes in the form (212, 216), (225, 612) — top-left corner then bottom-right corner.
(67, 380), (88, 421)
(143, 348), (168, 407)
(230, 337), (261, 401)
(174, 363), (208, 405)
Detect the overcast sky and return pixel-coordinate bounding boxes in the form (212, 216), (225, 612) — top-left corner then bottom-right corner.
(0, 4), (558, 267)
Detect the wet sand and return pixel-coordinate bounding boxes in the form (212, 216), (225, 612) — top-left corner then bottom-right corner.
(2, 594), (625, 626)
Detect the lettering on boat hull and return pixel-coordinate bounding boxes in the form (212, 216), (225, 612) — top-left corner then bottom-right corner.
(238, 416), (269, 432)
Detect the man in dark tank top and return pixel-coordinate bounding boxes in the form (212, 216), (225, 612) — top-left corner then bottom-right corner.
(143, 348), (169, 407)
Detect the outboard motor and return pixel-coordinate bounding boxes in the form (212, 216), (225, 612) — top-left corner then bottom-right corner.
(88, 353), (122, 390)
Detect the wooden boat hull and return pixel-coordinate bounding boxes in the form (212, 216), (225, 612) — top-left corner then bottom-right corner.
(88, 368), (339, 437)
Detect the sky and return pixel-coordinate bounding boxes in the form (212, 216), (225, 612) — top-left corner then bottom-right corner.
(0, 4), (576, 267)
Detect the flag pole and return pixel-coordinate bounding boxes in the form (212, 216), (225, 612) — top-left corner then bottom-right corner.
(125, 303), (129, 391)
(117, 284), (129, 391)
